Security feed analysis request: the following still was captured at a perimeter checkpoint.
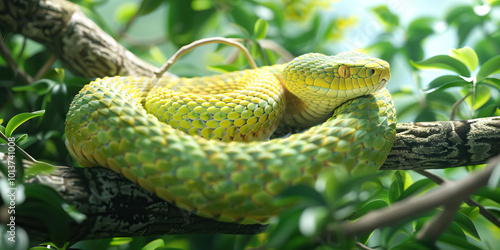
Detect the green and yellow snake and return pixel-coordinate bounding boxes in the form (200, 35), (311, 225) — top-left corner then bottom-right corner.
(65, 51), (396, 224)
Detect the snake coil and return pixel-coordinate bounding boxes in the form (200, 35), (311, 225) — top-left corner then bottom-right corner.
(65, 51), (396, 224)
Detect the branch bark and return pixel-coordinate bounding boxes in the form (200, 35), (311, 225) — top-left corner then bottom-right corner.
(381, 117), (500, 170)
(21, 166), (268, 243)
(0, 0), (175, 78)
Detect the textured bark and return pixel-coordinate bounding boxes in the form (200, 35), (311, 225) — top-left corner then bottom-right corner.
(382, 116), (500, 170)
(22, 166), (267, 243)
(0, 0), (175, 78)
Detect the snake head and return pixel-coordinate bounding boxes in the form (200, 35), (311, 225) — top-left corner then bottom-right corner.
(283, 51), (390, 100)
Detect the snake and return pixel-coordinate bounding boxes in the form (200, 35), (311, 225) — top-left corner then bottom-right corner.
(65, 51), (396, 224)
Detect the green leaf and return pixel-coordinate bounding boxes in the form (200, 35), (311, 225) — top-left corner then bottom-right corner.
(446, 5), (474, 24)
(350, 199), (388, 220)
(439, 233), (482, 250)
(369, 5), (399, 30)
(459, 207), (479, 221)
(141, 239), (166, 250)
(207, 64), (242, 73)
(406, 17), (435, 59)
(54, 68), (65, 82)
(406, 17), (436, 41)
(114, 2), (138, 24)
(449, 47), (478, 72)
(398, 179), (436, 201)
(489, 0), (500, 6)
(5, 110), (45, 137)
(445, 6), (482, 46)
(11, 79), (56, 95)
(474, 33), (500, 64)
(110, 237), (133, 246)
(253, 19), (268, 40)
(476, 104), (499, 118)
(266, 207), (302, 248)
(480, 77), (500, 90)
(367, 40), (398, 62)
(446, 221), (467, 239)
(229, 3), (258, 37)
(14, 134), (28, 143)
(391, 237), (430, 250)
(454, 211), (480, 240)
(464, 84), (491, 110)
(477, 55), (500, 81)
(411, 55), (471, 77)
(474, 187), (500, 204)
(278, 185), (327, 206)
(415, 107), (437, 122)
(423, 75), (469, 93)
(24, 162), (57, 178)
(138, 0), (164, 16)
(389, 171), (410, 203)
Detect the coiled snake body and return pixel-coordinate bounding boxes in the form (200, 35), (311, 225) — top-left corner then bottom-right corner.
(65, 51), (396, 224)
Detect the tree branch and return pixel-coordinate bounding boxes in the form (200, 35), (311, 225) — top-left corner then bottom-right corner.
(381, 117), (500, 170)
(324, 155), (499, 238)
(0, 0), (175, 78)
(19, 166), (267, 243)
(416, 169), (500, 229)
(0, 31), (33, 83)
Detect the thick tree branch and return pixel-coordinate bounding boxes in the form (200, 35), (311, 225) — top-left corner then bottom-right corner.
(20, 166), (267, 243)
(0, 0), (175, 78)
(381, 117), (500, 170)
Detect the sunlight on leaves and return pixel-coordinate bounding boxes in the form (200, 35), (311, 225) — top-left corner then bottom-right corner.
(254, 19), (268, 40)
(411, 55), (470, 77)
(449, 46), (478, 72)
(5, 110), (45, 137)
(477, 55), (500, 81)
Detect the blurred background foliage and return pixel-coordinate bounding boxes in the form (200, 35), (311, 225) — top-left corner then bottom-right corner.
(1, 0), (500, 249)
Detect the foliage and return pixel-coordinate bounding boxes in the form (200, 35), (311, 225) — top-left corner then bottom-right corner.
(368, 2), (500, 122)
(0, 0), (499, 249)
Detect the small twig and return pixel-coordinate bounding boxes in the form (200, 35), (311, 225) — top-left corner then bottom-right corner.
(355, 241), (375, 250)
(323, 155), (499, 238)
(154, 37), (258, 82)
(416, 201), (461, 242)
(34, 54), (58, 81)
(17, 37), (28, 60)
(0, 131), (37, 163)
(415, 170), (444, 184)
(259, 39), (295, 62)
(450, 92), (470, 120)
(118, 7), (140, 39)
(0, 32), (33, 84)
(416, 169), (500, 229)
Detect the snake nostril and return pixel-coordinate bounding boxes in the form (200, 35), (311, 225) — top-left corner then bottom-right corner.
(367, 69), (376, 77)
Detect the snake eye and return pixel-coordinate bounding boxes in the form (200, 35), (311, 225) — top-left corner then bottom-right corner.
(367, 69), (376, 77)
(338, 65), (350, 78)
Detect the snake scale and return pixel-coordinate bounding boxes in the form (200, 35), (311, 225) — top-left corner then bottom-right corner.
(65, 51), (396, 224)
